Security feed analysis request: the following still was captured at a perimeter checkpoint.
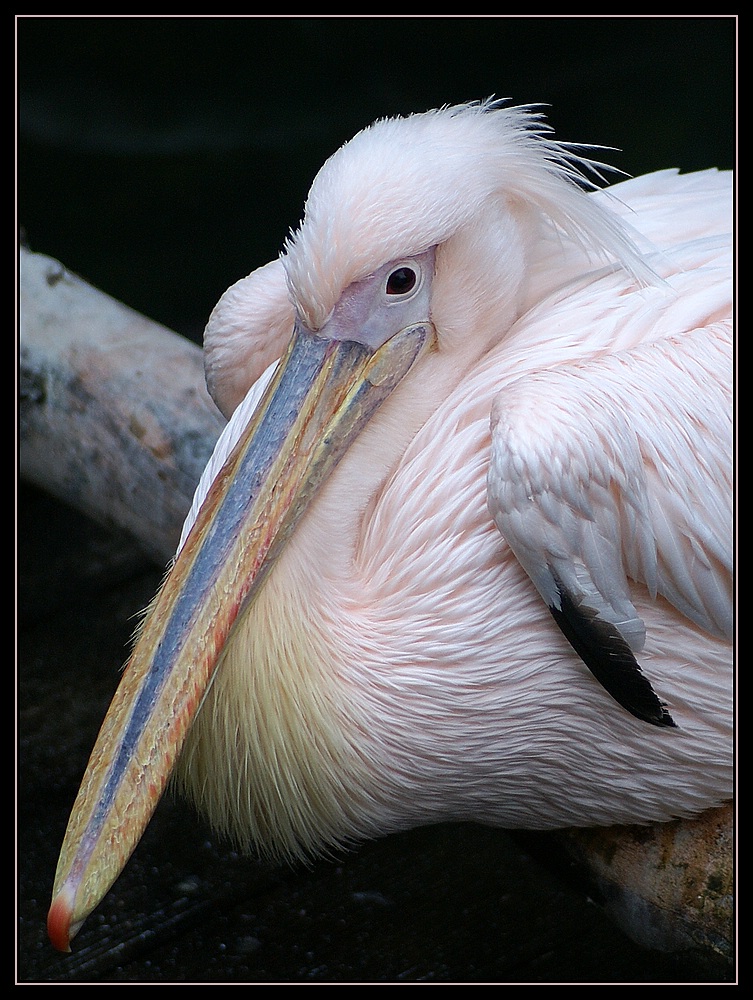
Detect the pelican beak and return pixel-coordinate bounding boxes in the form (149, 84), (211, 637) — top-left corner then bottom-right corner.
(47, 311), (432, 952)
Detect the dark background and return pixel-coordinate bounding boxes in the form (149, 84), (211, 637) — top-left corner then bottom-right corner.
(17, 15), (736, 984)
(18, 16), (735, 346)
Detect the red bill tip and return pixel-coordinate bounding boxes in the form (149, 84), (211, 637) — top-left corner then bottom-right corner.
(47, 888), (75, 953)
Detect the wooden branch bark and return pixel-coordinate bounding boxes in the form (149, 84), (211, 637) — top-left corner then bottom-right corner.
(19, 247), (225, 566)
(555, 804), (733, 965)
(17, 248), (734, 970)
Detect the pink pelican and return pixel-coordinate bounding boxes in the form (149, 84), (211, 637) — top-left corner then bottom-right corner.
(47, 100), (733, 951)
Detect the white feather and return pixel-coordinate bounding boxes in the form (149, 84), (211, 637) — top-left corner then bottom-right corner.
(173, 104), (733, 858)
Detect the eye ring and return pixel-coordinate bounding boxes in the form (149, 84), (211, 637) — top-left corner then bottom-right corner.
(385, 266), (418, 296)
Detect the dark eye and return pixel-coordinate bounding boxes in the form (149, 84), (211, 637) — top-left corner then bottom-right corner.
(385, 266), (417, 296)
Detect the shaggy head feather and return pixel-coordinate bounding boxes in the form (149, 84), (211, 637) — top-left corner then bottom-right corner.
(283, 100), (654, 331)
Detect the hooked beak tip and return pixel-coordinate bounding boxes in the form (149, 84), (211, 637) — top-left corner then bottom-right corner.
(47, 885), (79, 953)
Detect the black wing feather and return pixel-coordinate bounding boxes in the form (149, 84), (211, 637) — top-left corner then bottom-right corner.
(550, 576), (677, 728)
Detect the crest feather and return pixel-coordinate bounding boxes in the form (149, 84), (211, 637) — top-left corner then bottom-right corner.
(283, 99), (655, 330)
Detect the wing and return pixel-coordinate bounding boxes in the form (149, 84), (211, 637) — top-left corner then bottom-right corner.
(179, 258), (293, 547)
(487, 321), (732, 727)
(204, 258), (293, 419)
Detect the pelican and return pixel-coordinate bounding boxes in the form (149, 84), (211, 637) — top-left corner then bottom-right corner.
(48, 100), (733, 952)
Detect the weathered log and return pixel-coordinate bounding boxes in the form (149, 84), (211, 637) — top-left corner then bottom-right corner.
(17, 248), (734, 969)
(19, 247), (225, 566)
(557, 804), (734, 966)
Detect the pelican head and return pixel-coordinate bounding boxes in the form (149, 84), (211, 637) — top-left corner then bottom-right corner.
(48, 100), (733, 951)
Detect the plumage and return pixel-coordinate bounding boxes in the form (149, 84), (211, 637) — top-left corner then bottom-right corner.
(48, 100), (733, 951)
(178, 100), (732, 851)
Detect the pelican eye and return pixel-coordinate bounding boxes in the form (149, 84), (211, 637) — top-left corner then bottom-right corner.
(385, 266), (417, 296)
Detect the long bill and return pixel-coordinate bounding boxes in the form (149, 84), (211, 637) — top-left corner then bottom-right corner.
(47, 320), (431, 951)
